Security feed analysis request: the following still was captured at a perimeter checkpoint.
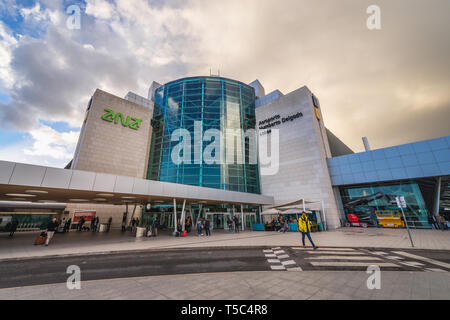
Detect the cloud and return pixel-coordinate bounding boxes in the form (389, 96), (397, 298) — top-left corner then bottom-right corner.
(0, 123), (78, 167)
(0, 0), (449, 164)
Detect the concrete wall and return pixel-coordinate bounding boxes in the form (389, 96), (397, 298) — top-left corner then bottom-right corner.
(255, 86), (341, 229)
(72, 89), (153, 179)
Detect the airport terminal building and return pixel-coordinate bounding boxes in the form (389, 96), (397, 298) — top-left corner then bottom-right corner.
(1, 76), (449, 232)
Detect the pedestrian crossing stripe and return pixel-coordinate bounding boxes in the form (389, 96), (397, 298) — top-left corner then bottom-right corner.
(270, 265), (286, 270)
(306, 256), (382, 261)
(306, 251), (365, 255)
(309, 262), (400, 267)
(291, 247), (354, 251)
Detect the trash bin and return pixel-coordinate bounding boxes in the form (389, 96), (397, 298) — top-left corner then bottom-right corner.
(136, 227), (146, 238)
(99, 223), (108, 232)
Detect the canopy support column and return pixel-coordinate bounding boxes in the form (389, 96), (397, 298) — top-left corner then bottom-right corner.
(173, 198), (177, 233)
(181, 199), (187, 231)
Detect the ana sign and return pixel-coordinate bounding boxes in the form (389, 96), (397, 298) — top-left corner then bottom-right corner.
(101, 108), (143, 130)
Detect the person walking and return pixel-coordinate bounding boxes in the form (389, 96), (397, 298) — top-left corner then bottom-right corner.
(63, 218), (71, 233)
(45, 217), (59, 246)
(227, 218), (233, 232)
(204, 218), (211, 237)
(152, 218), (159, 237)
(197, 218), (203, 236)
(298, 212), (317, 249)
(8, 218), (19, 237)
(91, 217), (99, 232)
(233, 216), (240, 233)
(78, 217), (85, 232)
(107, 217), (112, 232)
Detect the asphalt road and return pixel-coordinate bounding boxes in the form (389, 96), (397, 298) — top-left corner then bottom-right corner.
(0, 246), (449, 289)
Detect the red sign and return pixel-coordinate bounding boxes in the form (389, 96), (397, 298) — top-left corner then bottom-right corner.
(73, 210), (96, 223)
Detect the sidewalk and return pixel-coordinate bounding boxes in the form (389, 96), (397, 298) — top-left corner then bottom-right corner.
(0, 270), (449, 300)
(1, 227), (449, 261)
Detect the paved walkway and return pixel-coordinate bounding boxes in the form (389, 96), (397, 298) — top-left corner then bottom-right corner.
(0, 270), (448, 300)
(1, 227), (449, 261)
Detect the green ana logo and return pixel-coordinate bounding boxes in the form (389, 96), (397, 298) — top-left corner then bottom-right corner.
(101, 108), (143, 130)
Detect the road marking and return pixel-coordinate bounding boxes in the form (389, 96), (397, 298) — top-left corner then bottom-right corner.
(386, 256), (404, 260)
(306, 251), (365, 255)
(270, 265), (286, 270)
(264, 248), (302, 272)
(287, 267), (303, 271)
(425, 268), (446, 272)
(306, 256), (382, 261)
(267, 259), (280, 263)
(310, 262), (399, 267)
(292, 247), (355, 251)
(392, 251), (450, 270)
(371, 251), (388, 255)
(401, 261), (425, 267)
(281, 260), (296, 266)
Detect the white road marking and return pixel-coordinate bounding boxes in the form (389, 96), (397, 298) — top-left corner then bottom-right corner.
(306, 251), (365, 255)
(291, 247), (355, 251)
(264, 254), (277, 258)
(273, 250), (285, 254)
(386, 256), (404, 260)
(401, 261), (425, 267)
(425, 268), (447, 272)
(306, 256), (381, 261)
(277, 254), (290, 259)
(310, 262), (399, 267)
(263, 250), (273, 253)
(281, 260), (296, 266)
(392, 251), (450, 270)
(270, 265), (286, 270)
(371, 251), (388, 255)
(272, 247), (281, 250)
(267, 259), (281, 263)
(287, 267), (303, 271)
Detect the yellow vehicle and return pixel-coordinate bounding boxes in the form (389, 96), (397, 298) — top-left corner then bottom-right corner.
(376, 210), (405, 228)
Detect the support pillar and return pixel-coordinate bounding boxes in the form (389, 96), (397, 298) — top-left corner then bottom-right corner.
(181, 199), (187, 231)
(434, 177), (442, 217)
(173, 198), (177, 233)
(241, 204), (244, 231)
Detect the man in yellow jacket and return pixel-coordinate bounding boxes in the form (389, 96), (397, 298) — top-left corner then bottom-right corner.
(298, 212), (318, 249)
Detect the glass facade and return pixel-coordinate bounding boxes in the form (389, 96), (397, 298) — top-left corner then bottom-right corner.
(147, 76), (260, 194)
(340, 181), (432, 229)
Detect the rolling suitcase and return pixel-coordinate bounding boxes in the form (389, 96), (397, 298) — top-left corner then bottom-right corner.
(34, 232), (47, 245)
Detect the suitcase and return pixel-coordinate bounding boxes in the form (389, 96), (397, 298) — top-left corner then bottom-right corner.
(34, 232), (47, 245)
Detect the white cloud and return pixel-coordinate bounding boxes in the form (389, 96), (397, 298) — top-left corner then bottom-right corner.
(85, 0), (116, 20)
(0, 21), (17, 89)
(23, 124), (79, 160)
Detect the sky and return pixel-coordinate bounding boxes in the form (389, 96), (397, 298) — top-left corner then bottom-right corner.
(0, 0), (449, 168)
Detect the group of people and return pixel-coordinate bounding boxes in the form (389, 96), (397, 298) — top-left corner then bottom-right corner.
(196, 217), (211, 236)
(226, 215), (241, 233)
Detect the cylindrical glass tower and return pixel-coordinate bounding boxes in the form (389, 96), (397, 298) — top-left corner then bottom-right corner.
(147, 76), (260, 194)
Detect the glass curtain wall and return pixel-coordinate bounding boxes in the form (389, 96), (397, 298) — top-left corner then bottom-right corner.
(340, 181), (432, 229)
(147, 77), (260, 194)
